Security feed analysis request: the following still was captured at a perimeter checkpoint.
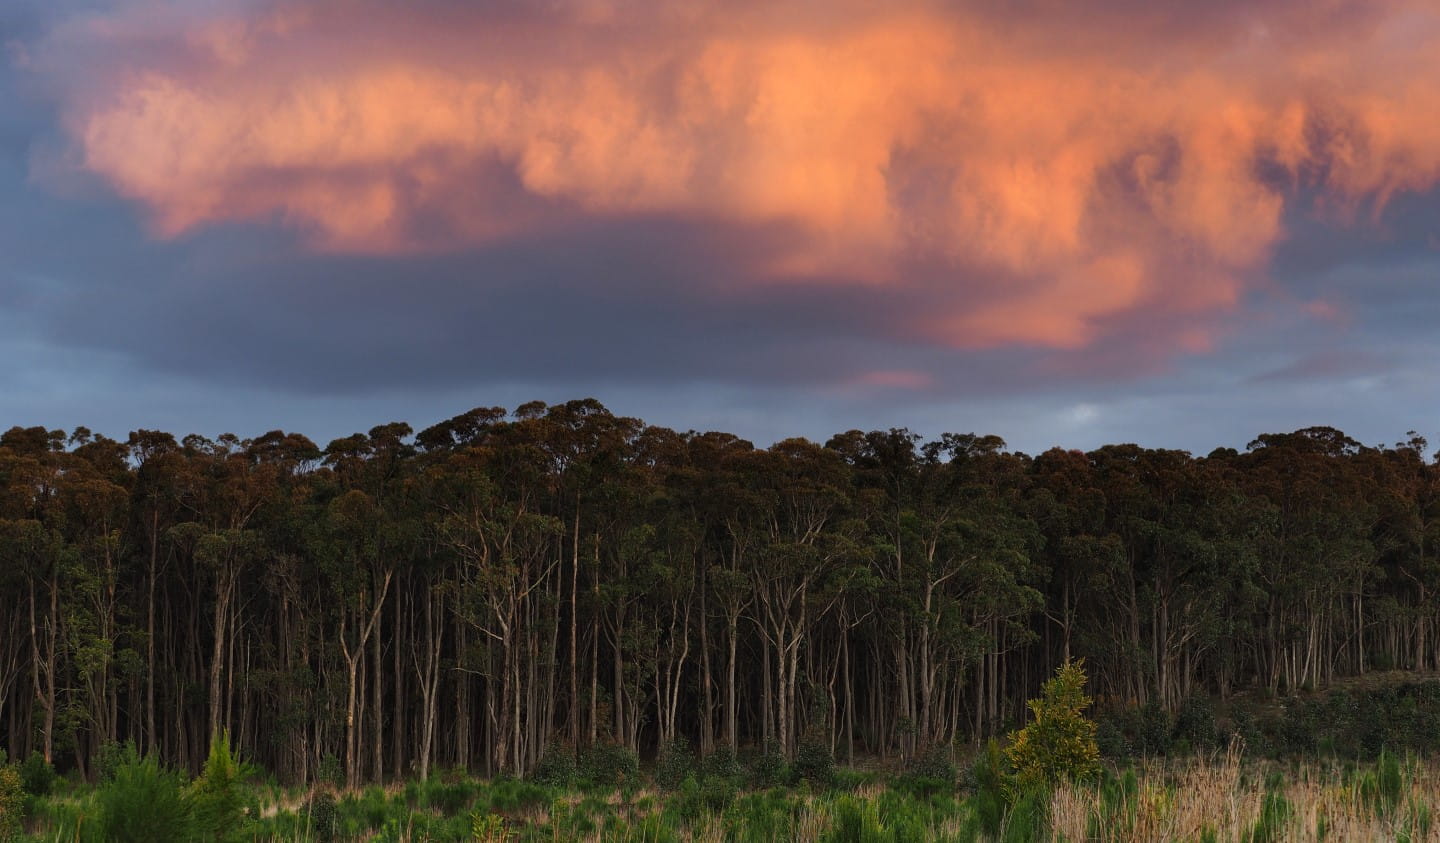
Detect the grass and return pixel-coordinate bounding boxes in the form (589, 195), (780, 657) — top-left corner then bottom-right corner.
(13, 745), (1440, 841)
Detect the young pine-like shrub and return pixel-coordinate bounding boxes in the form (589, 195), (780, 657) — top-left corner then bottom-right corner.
(1005, 659), (1100, 789)
(189, 731), (250, 841)
(97, 752), (192, 843)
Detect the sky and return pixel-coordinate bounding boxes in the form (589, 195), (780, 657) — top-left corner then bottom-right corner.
(1, 0), (1438, 456)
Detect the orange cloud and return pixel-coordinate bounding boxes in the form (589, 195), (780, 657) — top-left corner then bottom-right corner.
(28, 0), (1440, 352)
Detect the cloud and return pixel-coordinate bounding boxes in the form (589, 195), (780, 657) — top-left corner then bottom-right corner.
(18, 0), (1440, 360)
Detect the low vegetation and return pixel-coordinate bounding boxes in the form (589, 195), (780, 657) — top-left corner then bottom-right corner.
(8, 666), (1440, 841)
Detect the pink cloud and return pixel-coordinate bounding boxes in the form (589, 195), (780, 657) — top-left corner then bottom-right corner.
(25, 0), (1440, 356)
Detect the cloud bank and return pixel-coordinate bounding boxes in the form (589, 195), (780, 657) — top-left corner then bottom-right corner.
(21, 0), (1440, 360)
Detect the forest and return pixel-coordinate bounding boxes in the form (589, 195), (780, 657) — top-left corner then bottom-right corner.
(0, 398), (1436, 788)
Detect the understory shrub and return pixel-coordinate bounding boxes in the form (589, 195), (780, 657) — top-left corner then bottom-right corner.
(189, 731), (251, 841)
(0, 766), (23, 843)
(793, 736), (837, 788)
(1006, 659), (1100, 788)
(700, 744), (742, 780)
(654, 737), (695, 790)
(747, 740), (789, 789)
(579, 742), (640, 787)
(530, 742), (578, 788)
(97, 751), (191, 843)
(304, 792), (338, 843)
(17, 752), (56, 797)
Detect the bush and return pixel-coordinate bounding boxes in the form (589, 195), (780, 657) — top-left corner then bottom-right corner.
(1134, 701), (1171, 757)
(530, 742), (578, 788)
(654, 737), (695, 790)
(317, 752), (344, 789)
(1172, 696), (1219, 753)
(304, 792), (338, 843)
(17, 752), (56, 797)
(747, 741), (790, 789)
(700, 744), (742, 780)
(96, 741), (140, 784)
(0, 766), (23, 843)
(965, 739), (1011, 839)
(1005, 659), (1100, 788)
(579, 742), (640, 787)
(189, 731), (250, 841)
(793, 736), (836, 788)
(97, 752), (191, 843)
(908, 743), (956, 782)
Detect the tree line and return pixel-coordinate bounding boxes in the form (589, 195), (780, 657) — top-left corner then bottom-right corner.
(0, 399), (1435, 785)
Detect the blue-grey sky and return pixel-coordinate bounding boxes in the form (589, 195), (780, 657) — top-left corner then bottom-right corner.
(2, 0), (1438, 455)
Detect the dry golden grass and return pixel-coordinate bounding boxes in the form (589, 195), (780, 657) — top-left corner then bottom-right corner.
(1049, 741), (1440, 842)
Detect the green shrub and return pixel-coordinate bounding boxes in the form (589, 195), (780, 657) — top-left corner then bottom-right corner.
(1005, 659), (1100, 788)
(189, 731), (250, 841)
(793, 736), (836, 788)
(579, 741), (640, 787)
(700, 744), (742, 780)
(1173, 696), (1219, 752)
(426, 779), (479, 815)
(530, 742), (579, 788)
(966, 740), (1010, 839)
(654, 737), (695, 790)
(1134, 701), (1171, 757)
(908, 743), (956, 782)
(96, 741), (141, 784)
(97, 752), (192, 843)
(317, 752), (344, 789)
(0, 766), (23, 843)
(747, 740), (789, 789)
(304, 792), (338, 843)
(18, 752), (56, 797)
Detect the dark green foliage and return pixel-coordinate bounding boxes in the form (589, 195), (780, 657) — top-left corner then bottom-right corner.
(425, 779), (481, 815)
(747, 740), (790, 789)
(793, 736), (837, 788)
(700, 744), (743, 780)
(482, 778), (547, 815)
(5, 409), (1440, 790)
(530, 742), (579, 788)
(97, 752), (192, 843)
(965, 740), (1011, 839)
(317, 753), (344, 789)
(895, 744), (956, 798)
(654, 737), (695, 790)
(908, 744), (956, 782)
(304, 792), (338, 843)
(95, 740), (141, 784)
(1172, 696), (1220, 752)
(579, 742), (640, 787)
(17, 752), (56, 797)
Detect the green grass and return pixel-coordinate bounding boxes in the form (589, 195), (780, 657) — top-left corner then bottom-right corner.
(13, 749), (1440, 841)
